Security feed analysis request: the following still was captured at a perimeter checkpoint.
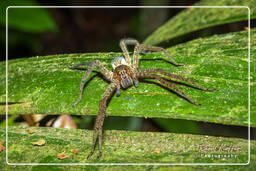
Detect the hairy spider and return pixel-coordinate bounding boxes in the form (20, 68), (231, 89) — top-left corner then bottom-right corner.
(70, 38), (214, 159)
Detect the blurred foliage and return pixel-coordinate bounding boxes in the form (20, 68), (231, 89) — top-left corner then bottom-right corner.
(144, 0), (255, 45)
(0, 0), (57, 33)
(0, 0), (57, 60)
(153, 118), (200, 133)
(0, 115), (17, 127)
(75, 116), (142, 131)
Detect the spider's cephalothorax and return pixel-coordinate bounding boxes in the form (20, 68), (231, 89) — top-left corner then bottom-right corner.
(113, 65), (136, 88)
(112, 57), (138, 96)
(70, 38), (214, 159)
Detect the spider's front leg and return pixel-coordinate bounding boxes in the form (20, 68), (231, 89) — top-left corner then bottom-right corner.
(70, 60), (113, 107)
(87, 83), (116, 159)
(119, 38), (139, 66)
(133, 44), (184, 70)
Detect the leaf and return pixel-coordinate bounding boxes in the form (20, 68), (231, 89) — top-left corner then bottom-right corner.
(26, 129), (35, 134)
(0, 29), (255, 127)
(31, 139), (46, 146)
(0, 143), (5, 152)
(0, 0), (57, 33)
(0, 126), (255, 164)
(144, 0), (255, 45)
(57, 153), (68, 160)
(71, 148), (79, 154)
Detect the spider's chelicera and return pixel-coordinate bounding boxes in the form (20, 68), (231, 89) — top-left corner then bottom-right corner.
(70, 38), (214, 159)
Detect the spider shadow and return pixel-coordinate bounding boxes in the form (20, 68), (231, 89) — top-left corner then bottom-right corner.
(139, 78), (200, 105)
(162, 77), (211, 92)
(140, 58), (181, 66)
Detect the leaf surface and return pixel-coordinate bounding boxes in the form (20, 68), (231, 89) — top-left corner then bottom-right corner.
(0, 127), (253, 164)
(0, 29), (255, 127)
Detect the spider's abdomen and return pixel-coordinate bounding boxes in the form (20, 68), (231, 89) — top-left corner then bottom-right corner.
(111, 56), (127, 69)
(113, 65), (136, 89)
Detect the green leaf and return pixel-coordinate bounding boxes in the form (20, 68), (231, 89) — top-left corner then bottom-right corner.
(0, 0), (57, 33)
(0, 126), (254, 165)
(144, 0), (255, 45)
(153, 118), (200, 133)
(0, 29), (254, 127)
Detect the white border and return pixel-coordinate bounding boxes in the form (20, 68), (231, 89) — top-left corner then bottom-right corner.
(5, 6), (251, 166)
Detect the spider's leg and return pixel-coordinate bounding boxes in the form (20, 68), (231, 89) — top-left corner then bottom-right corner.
(70, 61), (113, 81)
(97, 128), (103, 159)
(69, 62), (92, 70)
(71, 60), (113, 107)
(87, 83), (116, 159)
(116, 84), (121, 96)
(73, 67), (93, 107)
(134, 78), (139, 87)
(133, 44), (183, 68)
(159, 77), (200, 105)
(140, 68), (214, 91)
(87, 128), (98, 159)
(120, 38), (139, 66)
(138, 73), (200, 106)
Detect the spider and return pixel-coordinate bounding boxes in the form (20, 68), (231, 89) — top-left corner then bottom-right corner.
(70, 38), (214, 159)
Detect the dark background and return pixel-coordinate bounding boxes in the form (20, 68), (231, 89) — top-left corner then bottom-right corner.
(4, 0), (201, 60)
(1, 0), (255, 140)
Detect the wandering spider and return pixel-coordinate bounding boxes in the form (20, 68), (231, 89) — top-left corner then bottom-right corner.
(70, 38), (214, 159)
